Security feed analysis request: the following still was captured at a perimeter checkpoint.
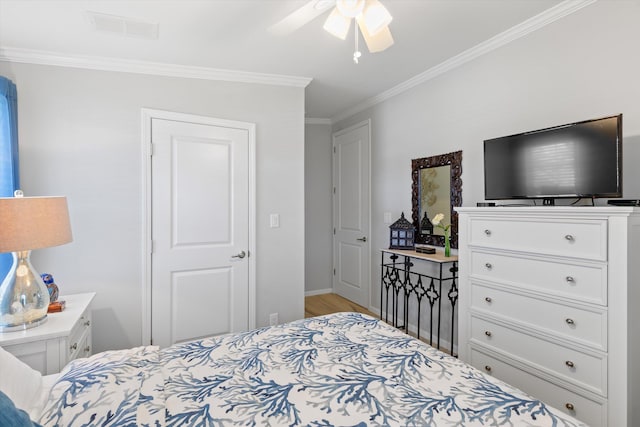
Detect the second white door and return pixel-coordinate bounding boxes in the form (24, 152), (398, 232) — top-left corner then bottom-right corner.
(333, 120), (370, 308)
(151, 116), (253, 348)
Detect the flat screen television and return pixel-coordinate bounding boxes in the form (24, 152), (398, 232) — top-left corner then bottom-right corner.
(484, 114), (622, 204)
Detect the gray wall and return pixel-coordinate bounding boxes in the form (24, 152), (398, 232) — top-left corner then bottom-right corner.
(332, 0), (640, 310)
(304, 122), (333, 294)
(0, 61), (306, 352)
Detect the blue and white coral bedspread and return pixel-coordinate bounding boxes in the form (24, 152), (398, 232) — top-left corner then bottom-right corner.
(39, 312), (585, 426)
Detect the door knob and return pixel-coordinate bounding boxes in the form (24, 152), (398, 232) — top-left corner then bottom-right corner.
(356, 237), (367, 242)
(232, 251), (246, 259)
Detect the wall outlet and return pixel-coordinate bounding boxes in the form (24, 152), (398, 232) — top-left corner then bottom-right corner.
(269, 313), (278, 326)
(269, 213), (280, 228)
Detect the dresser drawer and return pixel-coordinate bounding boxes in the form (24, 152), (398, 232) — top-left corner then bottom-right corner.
(471, 316), (606, 395)
(469, 218), (607, 261)
(470, 251), (607, 305)
(471, 283), (607, 350)
(470, 348), (605, 427)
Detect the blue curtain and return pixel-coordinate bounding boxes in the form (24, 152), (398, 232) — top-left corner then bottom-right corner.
(0, 76), (19, 279)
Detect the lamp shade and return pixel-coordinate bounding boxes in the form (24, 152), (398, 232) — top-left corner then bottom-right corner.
(0, 196), (72, 253)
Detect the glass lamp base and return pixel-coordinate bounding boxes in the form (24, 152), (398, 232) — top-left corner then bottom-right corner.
(0, 250), (51, 333)
(0, 315), (47, 332)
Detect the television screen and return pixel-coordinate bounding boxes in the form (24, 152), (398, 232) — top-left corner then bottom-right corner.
(484, 115), (622, 201)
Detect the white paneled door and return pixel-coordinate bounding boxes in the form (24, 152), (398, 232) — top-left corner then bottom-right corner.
(150, 116), (253, 348)
(333, 120), (370, 308)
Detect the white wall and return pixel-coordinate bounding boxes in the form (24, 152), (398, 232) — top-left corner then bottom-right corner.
(0, 61), (306, 352)
(333, 1), (640, 311)
(304, 123), (333, 294)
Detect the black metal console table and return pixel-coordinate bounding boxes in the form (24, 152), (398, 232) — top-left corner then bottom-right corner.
(380, 249), (458, 356)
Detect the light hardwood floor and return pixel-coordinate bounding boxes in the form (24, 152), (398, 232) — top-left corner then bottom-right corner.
(305, 293), (376, 318)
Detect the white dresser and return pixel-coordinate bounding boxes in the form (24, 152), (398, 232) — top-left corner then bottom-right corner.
(457, 207), (639, 427)
(0, 292), (95, 375)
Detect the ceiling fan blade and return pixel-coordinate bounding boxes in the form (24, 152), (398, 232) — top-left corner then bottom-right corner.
(268, 0), (335, 36)
(357, 17), (393, 53)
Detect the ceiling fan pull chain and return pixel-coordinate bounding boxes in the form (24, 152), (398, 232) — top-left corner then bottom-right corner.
(353, 22), (362, 64)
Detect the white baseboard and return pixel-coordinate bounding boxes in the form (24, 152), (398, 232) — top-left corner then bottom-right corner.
(367, 306), (380, 316)
(304, 288), (333, 297)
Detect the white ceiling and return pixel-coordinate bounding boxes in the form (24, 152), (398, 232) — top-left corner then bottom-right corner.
(0, 0), (572, 120)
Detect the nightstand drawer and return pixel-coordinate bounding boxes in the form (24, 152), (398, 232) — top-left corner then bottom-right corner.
(471, 316), (606, 395)
(470, 251), (607, 305)
(68, 308), (91, 360)
(469, 218), (607, 261)
(471, 283), (607, 350)
(72, 328), (91, 360)
(470, 348), (605, 427)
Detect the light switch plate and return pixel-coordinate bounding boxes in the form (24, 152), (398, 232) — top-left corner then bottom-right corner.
(384, 212), (393, 224)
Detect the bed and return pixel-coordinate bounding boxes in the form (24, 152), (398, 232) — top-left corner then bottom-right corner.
(3, 312), (585, 426)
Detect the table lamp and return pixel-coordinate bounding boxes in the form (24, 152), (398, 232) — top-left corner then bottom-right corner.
(0, 191), (72, 332)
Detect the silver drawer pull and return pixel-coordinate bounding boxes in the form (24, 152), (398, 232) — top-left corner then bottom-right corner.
(484, 229), (492, 236)
(565, 360), (575, 368)
(484, 297), (492, 303)
(84, 320), (91, 327)
(70, 343), (78, 351)
(485, 263), (492, 270)
(565, 318), (575, 325)
(565, 403), (575, 411)
(484, 330), (492, 337)
(565, 234), (575, 242)
(484, 365), (492, 372)
(84, 346), (91, 353)
(565, 276), (575, 283)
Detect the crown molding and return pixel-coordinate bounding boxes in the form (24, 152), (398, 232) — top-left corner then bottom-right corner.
(0, 47), (313, 88)
(331, 0), (597, 123)
(305, 118), (332, 125)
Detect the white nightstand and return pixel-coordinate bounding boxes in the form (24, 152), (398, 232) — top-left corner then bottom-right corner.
(0, 292), (95, 375)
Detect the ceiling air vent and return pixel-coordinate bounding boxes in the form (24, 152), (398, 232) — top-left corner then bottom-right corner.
(87, 11), (159, 40)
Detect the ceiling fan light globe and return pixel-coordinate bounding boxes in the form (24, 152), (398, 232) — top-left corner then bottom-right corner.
(336, 0), (365, 18)
(357, 16), (394, 53)
(362, 0), (393, 35)
(323, 7), (352, 39)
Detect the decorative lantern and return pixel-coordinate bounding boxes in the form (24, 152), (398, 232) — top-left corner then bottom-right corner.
(420, 211), (434, 235)
(389, 212), (416, 250)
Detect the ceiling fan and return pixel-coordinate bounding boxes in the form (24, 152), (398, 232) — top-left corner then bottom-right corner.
(269, 0), (394, 63)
